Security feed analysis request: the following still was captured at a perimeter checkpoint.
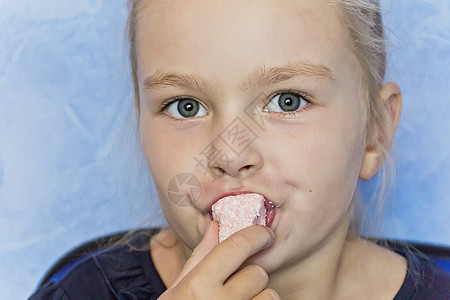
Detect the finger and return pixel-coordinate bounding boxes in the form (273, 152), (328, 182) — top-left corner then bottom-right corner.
(192, 225), (274, 283)
(224, 264), (268, 297)
(170, 221), (219, 287)
(252, 288), (280, 300)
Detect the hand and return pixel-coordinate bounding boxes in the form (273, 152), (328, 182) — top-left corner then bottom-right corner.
(158, 221), (279, 299)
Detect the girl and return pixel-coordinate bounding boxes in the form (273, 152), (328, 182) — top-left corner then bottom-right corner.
(31, 0), (449, 299)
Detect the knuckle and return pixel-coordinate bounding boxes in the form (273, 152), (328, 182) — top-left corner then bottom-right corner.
(182, 276), (204, 298)
(185, 273), (204, 290)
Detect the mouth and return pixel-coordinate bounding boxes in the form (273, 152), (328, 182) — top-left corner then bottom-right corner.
(264, 198), (279, 228)
(207, 192), (280, 228)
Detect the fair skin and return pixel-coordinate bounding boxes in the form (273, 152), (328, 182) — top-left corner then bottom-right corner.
(138, 0), (404, 299)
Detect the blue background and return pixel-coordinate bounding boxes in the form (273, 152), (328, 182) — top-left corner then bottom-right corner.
(0, 1), (449, 298)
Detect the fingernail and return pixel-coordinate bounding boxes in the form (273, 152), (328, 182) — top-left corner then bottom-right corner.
(270, 290), (280, 300)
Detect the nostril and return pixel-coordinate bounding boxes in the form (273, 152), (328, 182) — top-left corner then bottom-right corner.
(211, 163), (256, 178)
(211, 166), (225, 177)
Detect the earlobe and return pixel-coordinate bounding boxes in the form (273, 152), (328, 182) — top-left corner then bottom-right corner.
(359, 151), (379, 180)
(359, 82), (402, 180)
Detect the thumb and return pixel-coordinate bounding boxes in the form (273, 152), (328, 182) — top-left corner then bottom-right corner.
(170, 221), (219, 287)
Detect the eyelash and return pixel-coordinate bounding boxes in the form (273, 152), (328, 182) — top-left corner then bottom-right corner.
(159, 96), (201, 122)
(266, 89), (312, 117)
(159, 89), (312, 121)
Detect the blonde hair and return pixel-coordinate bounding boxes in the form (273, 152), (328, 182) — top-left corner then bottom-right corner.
(126, 0), (395, 236)
(330, 0), (395, 235)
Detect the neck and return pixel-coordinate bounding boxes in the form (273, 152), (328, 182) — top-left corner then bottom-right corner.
(165, 215), (406, 299)
(171, 215), (354, 299)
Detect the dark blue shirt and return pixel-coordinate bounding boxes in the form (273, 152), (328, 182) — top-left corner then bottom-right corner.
(29, 234), (450, 300)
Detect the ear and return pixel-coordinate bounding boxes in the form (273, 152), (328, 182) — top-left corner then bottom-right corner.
(359, 82), (402, 180)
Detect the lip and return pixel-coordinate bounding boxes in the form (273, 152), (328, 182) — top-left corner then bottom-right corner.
(206, 191), (281, 228)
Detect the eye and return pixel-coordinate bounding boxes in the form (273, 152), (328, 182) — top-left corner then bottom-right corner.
(264, 91), (310, 113)
(166, 98), (208, 119)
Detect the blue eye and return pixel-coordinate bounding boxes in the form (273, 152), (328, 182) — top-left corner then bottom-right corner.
(166, 98), (208, 118)
(264, 91), (309, 113)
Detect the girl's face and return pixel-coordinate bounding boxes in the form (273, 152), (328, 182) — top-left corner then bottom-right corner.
(138, 0), (367, 272)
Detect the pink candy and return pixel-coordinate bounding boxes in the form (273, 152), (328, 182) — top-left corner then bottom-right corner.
(211, 193), (266, 243)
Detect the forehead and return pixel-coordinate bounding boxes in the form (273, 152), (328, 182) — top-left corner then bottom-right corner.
(136, 0), (355, 91)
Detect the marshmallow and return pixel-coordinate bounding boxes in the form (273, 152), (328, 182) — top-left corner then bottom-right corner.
(212, 193), (266, 243)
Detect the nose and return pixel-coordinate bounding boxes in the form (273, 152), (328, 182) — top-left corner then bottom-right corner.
(206, 117), (263, 179)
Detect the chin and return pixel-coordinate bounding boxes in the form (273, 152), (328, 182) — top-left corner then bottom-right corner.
(240, 240), (287, 274)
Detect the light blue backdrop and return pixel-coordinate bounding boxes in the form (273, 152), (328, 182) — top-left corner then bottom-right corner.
(0, 1), (449, 299)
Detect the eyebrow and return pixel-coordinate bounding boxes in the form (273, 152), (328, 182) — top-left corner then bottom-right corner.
(143, 60), (335, 95)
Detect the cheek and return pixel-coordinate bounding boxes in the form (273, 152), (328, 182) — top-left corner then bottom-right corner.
(266, 104), (365, 211)
(140, 126), (176, 179)
(139, 118), (209, 248)
(267, 119), (363, 185)
(140, 114), (202, 174)
(156, 187), (204, 250)
(139, 118), (194, 210)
